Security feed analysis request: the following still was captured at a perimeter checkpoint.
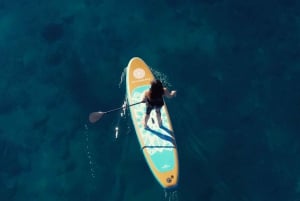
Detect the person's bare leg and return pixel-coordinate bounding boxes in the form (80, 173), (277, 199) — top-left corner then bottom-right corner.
(156, 109), (162, 127)
(144, 114), (150, 128)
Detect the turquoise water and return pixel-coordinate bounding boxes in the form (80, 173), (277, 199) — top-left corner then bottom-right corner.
(1, 1), (300, 201)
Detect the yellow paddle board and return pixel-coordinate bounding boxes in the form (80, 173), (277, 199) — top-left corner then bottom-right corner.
(126, 57), (179, 189)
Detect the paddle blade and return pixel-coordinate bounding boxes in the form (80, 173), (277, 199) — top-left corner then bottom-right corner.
(89, 112), (105, 123)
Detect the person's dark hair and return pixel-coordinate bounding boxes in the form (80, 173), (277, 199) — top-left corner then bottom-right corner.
(150, 79), (164, 99)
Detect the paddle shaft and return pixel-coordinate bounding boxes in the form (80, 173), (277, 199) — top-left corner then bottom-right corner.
(104, 101), (144, 114)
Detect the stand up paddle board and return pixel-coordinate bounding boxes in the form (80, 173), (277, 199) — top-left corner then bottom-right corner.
(126, 57), (179, 189)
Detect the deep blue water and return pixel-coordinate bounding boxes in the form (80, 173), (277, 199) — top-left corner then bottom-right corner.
(1, 0), (300, 201)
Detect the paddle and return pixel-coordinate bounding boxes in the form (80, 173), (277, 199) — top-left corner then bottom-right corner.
(89, 101), (145, 123)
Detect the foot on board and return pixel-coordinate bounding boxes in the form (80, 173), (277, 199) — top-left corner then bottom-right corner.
(143, 122), (149, 129)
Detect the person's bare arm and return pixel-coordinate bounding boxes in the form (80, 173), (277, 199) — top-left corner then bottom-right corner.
(164, 88), (176, 98)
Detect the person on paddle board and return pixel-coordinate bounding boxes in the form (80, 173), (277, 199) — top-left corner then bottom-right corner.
(142, 79), (176, 128)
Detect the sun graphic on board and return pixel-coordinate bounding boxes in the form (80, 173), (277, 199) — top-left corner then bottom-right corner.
(133, 68), (146, 79)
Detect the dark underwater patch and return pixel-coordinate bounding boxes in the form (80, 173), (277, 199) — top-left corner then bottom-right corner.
(41, 23), (64, 43)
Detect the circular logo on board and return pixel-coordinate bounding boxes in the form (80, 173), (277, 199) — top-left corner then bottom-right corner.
(133, 68), (145, 79)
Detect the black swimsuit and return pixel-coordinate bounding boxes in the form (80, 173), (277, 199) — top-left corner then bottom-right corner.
(146, 97), (164, 115)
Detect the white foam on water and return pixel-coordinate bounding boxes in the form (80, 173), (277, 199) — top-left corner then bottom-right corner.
(114, 97), (129, 140)
(164, 190), (179, 201)
(150, 66), (173, 89)
(84, 124), (96, 179)
(115, 68), (133, 139)
(118, 67), (127, 88)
